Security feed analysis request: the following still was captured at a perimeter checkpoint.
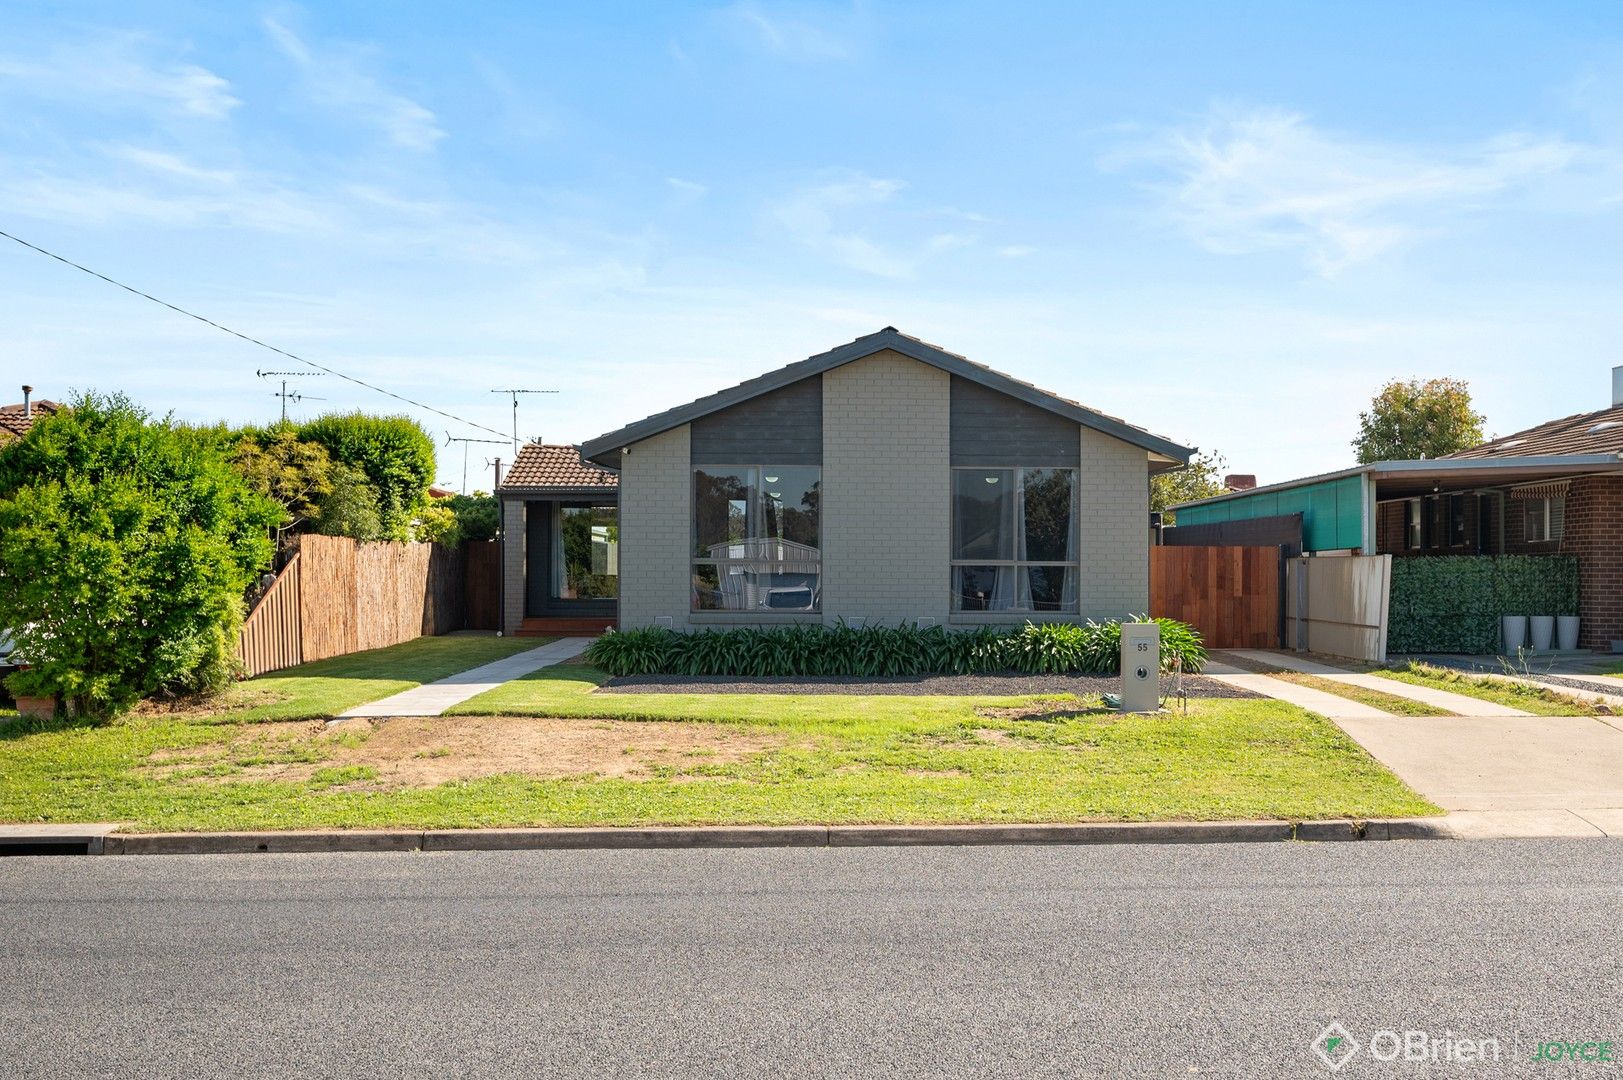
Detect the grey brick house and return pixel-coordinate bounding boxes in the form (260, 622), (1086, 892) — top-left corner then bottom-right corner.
(499, 328), (1191, 635)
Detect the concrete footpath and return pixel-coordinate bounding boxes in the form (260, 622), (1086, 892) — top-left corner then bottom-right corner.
(335, 637), (592, 720)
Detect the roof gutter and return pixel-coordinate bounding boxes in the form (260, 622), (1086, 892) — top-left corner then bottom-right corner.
(1169, 452), (1623, 512)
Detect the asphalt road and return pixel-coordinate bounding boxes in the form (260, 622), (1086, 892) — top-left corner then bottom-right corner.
(1, 840), (1620, 1078)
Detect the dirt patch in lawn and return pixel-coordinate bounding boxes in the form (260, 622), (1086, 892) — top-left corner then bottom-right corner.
(976, 702), (1113, 723)
(133, 688), (286, 719)
(146, 716), (786, 788)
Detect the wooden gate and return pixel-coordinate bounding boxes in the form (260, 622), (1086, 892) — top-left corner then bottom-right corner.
(463, 541), (500, 631)
(238, 553), (303, 677)
(1150, 545), (1282, 649)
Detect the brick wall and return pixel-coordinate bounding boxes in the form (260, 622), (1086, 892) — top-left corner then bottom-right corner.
(821, 351), (952, 625)
(617, 424), (693, 629)
(1078, 425), (1150, 619)
(500, 497), (525, 635)
(1563, 475), (1623, 650)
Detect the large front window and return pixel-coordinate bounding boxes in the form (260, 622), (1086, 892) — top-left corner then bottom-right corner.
(556, 505), (618, 600)
(951, 467), (1077, 612)
(693, 466), (821, 611)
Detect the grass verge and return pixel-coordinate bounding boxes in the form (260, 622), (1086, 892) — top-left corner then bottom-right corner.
(1369, 662), (1608, 717)
(0, 662), (1437, 831)
(1260, 672), (1449, 717)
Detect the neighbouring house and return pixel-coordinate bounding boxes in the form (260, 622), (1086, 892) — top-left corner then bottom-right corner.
(494, 327), (1192, 636)
(496, 443), (620, 636)
(0, 386), (61, 443)
(1171, 365), (1623, 650)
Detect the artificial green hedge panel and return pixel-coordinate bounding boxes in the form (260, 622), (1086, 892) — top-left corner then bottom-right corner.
(1388, 555), (1578, 654)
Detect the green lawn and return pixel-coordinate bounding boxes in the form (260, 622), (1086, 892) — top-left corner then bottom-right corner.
(178, 634), (550, 723)
(1369, 662), (1605, 716)
(1593, 659), (1623, 676)
(0, 644), (1439, 832)
(1263, 671), (1450, 717)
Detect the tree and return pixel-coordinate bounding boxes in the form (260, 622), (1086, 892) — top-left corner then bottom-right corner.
(297, 413), (436, 541)
(314, 464), (385, 541)
(448, 492), (500, 542)
(0, 394), (279, 717)
(411, 503), (460, 546)
(1353, 378), (1485, 463)
(230, 427), (333, 538)
(1151, 450), (1229, 522)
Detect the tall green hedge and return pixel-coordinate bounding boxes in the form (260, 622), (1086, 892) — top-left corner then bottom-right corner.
(297, 413), (435, 541)
(1388, 555), (1578, 654)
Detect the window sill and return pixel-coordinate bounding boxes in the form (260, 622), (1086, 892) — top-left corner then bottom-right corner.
(689, 611), (823, 624)
(949, 612), (1081, 625)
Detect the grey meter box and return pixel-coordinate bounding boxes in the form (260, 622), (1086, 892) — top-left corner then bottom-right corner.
(1119, 622), (1160, 713)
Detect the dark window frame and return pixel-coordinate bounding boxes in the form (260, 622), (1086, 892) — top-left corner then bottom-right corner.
(949, 465), (1079, 614)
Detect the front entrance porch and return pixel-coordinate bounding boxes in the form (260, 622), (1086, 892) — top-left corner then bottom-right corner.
(494, 443), (621, 637)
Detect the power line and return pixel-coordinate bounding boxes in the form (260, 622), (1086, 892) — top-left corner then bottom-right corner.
(0, 227), (513, 441)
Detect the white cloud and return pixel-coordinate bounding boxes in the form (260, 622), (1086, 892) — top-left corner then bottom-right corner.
(714, 1), (865, 62)
(1113, 108), (1583, 275)
(263, 16), (445, 151)
(0, 37), (239, 119)
(767, 173), (993, 279)
(666, 177), (708, 201)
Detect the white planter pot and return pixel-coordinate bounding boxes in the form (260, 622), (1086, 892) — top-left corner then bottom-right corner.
(1529, 615), (1555, 651)
(1557, 616), (1581, 652)
(1501, 615), (1528, 653)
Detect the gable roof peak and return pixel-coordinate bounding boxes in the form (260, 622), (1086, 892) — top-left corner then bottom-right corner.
(578, 329), (1193, 466)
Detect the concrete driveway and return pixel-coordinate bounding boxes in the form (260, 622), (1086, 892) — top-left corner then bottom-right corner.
(1328, 712), (1623, 813)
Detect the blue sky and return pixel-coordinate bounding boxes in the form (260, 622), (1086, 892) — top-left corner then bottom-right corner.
(4, 2), (1623, 488)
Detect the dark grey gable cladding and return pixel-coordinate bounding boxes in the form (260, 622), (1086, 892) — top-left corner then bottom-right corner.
(950, 376), (1080, 466)
(580, 327), (1193, 467)
(691, 377), (821, 465)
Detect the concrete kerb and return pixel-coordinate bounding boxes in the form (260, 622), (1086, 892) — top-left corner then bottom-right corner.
(1, 817), (1540, 856)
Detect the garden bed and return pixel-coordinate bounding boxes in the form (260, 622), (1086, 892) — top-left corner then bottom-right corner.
(600, 672), (1258, 698)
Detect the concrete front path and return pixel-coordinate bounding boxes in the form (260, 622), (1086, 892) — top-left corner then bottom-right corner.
(335, 637), (593, 720)
(1207, 672), (1393, 720)
(1221, 649), (1532, 717)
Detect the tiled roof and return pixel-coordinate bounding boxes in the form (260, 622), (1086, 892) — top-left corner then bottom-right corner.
(1446, 403), (1623, 459)
(579, 327), (1193, 465)
(499, 443), (619, 492)
(0, 399), (62, 439)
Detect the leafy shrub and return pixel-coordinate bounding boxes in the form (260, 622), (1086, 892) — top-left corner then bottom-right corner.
(297, 413), (435, 541)
(448, 492), (499, 542)
(582, 617), (1205, 679)
(0, 393), (280, 718)
(412, 503), (460, 545)
(314, 464), (385, 541)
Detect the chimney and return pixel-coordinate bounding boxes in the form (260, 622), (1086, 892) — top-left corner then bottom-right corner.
(1225, 473), (1257, 492)
(1614, 365), (1622, 408)
(20, 385), (31, 420)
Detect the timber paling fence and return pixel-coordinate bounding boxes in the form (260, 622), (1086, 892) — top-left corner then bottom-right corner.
(237, 535), (466, 678)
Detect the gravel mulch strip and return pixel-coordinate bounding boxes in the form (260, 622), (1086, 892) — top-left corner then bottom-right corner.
(597, 672), (1260, 698)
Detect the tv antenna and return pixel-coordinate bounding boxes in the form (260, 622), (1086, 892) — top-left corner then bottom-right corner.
(445, 432), (507, 493)
(258, 369), (326, 423)
(490, 388), (558, 455)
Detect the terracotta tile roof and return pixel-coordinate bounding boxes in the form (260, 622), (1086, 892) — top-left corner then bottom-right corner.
(1446, 403), (1623, 459)
(0, 399), (62, 439)
(499, 443), (619, 492)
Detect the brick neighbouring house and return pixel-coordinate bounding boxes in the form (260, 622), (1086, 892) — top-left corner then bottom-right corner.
(0, 387), (62, 443)
(496, 328), (1193, 635)
(1174, 366), (1623, 651)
